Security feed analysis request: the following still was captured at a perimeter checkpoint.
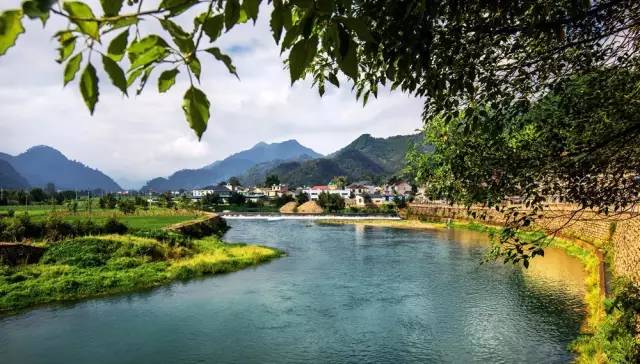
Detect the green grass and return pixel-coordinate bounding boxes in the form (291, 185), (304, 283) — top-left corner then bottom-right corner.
(0, 234), (282, 314)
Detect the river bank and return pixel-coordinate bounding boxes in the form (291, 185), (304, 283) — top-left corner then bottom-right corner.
(0, 214), (283, 315)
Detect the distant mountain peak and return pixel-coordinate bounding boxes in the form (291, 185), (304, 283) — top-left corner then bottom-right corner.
(142, 139), (323, 192)
(0, 145), (121, 191)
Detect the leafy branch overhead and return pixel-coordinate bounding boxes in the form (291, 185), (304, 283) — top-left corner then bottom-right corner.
(0, 0), (379, 139)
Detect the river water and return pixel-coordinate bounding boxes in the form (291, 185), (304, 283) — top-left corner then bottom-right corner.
(0, 219), (587, 363)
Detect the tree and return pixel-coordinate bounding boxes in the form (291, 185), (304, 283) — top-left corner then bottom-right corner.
(29, 188), (46, 203)
(264, 175), (280, 188)
(330, 176), (347, 190)
(317, 192), (345, 212)
(159, 192), (175, 208)
(202, 192), (222, 206)
(118, 199), (136, 214)
(228, 192), (246, 205)
(295, 191), (309, 204)
(275, 194), (294, 207)
(99, 194), (117, 209)
(406, 68), (640, 265)
(228, 176), (242, 188)
(1, 1), (637, 139)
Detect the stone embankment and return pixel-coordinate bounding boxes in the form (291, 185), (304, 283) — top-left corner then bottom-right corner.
(405, 203), (640, 286)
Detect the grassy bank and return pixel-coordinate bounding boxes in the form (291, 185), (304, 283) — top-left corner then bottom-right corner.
(0, 234), (282, 314)
(318, 218), (632, 362)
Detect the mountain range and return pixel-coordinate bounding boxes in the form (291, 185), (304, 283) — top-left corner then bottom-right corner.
(0, 133), (423, 192)
(240, 133), (424, 186)
(0, 146), (121, 191)
(141, 140), (323, 192)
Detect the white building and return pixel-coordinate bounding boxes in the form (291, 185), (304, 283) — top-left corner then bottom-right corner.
(303, 186), (351, 201)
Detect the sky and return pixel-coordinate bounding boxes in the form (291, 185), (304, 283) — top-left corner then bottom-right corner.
(0, 1), (424, 189)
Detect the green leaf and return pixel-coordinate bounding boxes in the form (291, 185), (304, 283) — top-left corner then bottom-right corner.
(158, 69), (179, 93)
(102, 55), (127, 95)
(288, 36), (317, 83)
(127, 35), (169, 69)
(100, 0), (123, 17)
(79, 63), (99, 114)
(224, 0), (241, 31)
(188, 56), (201, 81)
(327, 72), (339, 87)
(107, 29), (129, 61)
(127, 68), (143, 87)
(22, 0), (55, 25)
(0, 10), (25, 56)
(159, 19), (194, 54)
(204, 47), (238, 78)
(202, 14), (224, 43)
(182, 86), (210, 140)
(136, 66), (154, 95)
(159, 0), (199, 15)
(63, 52), (82, 86)
(56, 32), (76, 63)
(270, 4), (283, 44)
(337, 38), (358, 80)
(337, 17), (375, 43)
(243, 0), (259, 23)
(63, 2), (100, 41)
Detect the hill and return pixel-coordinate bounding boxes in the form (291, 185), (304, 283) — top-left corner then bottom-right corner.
(0, 159), (30, 189)
(248, 133), (424, 187)
(0, 146), (121, 191)
(142, 140), (322, 192)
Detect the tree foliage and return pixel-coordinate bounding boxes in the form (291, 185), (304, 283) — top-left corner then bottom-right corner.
(4, 1), (634, 140)
(407, 68), (640, 264)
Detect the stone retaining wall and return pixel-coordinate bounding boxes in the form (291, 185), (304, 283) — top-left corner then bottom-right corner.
(406, 203), (640, 285)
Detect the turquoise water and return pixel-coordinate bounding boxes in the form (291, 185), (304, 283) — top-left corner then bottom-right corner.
(0, 220), (586, 363)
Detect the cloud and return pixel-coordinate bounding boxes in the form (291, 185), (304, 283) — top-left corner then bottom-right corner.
(0, 2), (424, 188)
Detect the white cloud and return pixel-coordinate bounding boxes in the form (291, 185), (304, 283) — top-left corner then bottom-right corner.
(0, 2), (424, 188)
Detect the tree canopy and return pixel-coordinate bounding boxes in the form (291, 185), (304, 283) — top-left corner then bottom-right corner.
(2, 1), (637, 138)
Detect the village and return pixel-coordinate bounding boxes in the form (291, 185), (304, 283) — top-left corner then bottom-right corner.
(178, 177), (418, 213)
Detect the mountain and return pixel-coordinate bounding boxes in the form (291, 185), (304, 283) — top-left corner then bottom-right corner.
(142, 140), (323, 192)
(252, 133), (424, 187)
(0, 159), (30, 189)
(0, 146), (122, 191)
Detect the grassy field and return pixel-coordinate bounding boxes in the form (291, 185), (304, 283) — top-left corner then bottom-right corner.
(0, 205), (202, 230)
(0, 234), (282, 314)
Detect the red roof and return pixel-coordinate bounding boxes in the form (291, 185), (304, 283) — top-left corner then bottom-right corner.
(311, 185), (330, 190)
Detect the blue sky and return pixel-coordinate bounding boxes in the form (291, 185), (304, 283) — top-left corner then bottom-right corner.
(0, 1), (424, 188)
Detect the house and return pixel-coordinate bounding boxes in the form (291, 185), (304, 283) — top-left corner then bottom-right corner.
(385, 181), (413, 196)
(347, 182), (377, 195)
(303, 186), (350, 200)
(355, 193), (393, 207)
(191, 185), (233, 201)
(267, 184), (289, 198)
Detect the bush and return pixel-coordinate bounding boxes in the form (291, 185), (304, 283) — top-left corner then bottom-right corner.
(132, 229), (192, 248)
(174, 216), (229, 238)
(103, 217), (128, 235)
(42, 238), (121, 268)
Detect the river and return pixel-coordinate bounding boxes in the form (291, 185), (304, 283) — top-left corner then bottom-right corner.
(0, 219), (587, 363)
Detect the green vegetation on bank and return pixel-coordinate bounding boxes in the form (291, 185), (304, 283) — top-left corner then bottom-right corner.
(0, 208), (283, 314)
(0, 234), (281, 313)
(318, 218), (639, 362)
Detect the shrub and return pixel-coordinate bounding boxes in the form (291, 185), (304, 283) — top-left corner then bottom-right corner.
(103, 217), (128, 235)
(132, 229), (192, 248)
(42, 238), (121, 268)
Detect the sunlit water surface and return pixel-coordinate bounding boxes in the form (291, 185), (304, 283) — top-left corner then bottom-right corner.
(0, 220), (587, 363)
